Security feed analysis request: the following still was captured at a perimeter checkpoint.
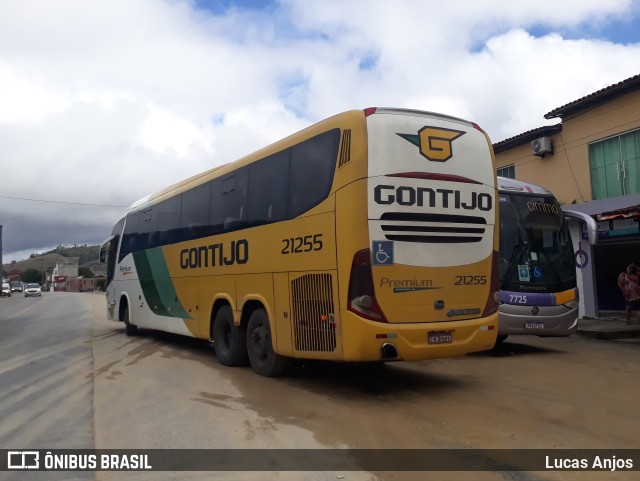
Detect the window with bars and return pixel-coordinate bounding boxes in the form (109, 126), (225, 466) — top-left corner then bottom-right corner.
(589, 129), (640, 200)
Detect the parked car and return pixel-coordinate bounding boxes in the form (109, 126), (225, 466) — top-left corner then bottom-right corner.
(1, 283), (11, 297)
(24, 283), (42, 297)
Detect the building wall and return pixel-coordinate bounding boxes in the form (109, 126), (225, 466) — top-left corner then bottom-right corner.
(67, 277), (96, 292)
(495, 89), (640, 205)
(53, 257), (79, 279)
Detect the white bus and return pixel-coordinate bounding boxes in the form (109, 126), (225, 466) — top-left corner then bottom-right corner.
(497, 177), (580, 341)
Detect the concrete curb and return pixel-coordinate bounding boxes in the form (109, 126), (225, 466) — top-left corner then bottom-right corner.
(576, 328), (640, 340)
(576, 317), (640, 340)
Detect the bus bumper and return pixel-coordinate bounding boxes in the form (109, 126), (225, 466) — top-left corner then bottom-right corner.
(498, 304), (578, 336)
(340, 310), (499, 362)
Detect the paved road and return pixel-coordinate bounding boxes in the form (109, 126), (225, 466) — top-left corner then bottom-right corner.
(1, 293), (638, 481)
(0, 292), (95, 480)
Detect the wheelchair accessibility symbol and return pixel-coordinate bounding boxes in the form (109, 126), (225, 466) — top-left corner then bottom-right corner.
(372, 241), (394, 266)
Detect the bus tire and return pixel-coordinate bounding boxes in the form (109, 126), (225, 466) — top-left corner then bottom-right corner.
(123, 305), (138, 336)
(213, 305), (248, 366)
(246, 308), (286, 377)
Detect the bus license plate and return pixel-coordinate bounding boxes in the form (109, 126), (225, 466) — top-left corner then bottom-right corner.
(524, 321), (544, 329)
(428, 330), (453, 344)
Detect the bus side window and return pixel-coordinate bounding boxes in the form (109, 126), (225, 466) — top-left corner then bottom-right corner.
(157, 195), (181, 245)
(214, 169), (248, 233)
(120, 212), (141, 261)
(247, 150), (289, 226)
(181, 182), (210, 239)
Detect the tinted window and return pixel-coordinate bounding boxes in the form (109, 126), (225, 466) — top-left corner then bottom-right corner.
(140, 207), (156, 233)
(212, 168), (248, 232)
(133, 207), (154, 252)
(289, 129), (339, 217)
(108, 218), (125, 282)
(157, 195), (181, 244)
(111, 217), (125, 237)
(120, 211), (140, 260)
(181, 183), (211, 230)
(248, 150), (289, 226)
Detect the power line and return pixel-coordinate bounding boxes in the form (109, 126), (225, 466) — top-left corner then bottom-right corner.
(0, 194), (127, 208)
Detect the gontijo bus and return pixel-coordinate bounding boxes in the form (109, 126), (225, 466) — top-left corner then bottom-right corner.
(497, 177), (580, 342)
(100, 108), (500, 376)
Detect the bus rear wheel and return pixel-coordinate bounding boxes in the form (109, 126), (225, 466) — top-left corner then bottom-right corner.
(246, 309), (286, 377)
(213, 305), (248, 366)
(122, 305), (138, 336)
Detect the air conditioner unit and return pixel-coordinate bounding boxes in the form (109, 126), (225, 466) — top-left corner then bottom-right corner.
(531, 136), (553, 157)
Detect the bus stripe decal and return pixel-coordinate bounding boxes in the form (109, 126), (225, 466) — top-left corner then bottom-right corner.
(147, 247), (192, 319)
(133, 250), (169, 317)
(133, 249), (191, 320)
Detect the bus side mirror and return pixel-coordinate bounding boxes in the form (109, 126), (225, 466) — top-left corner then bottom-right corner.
(562, 210), (598, 245)
(99, 235), (116, 263)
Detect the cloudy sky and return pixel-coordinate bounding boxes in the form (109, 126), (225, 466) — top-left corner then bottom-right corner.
(1, 0), (640, 264)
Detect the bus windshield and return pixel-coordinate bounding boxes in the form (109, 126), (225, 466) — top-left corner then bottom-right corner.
(499, 193), (575, 293)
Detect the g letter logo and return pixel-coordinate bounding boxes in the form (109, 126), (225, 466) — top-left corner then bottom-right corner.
(398, 127), (465, 162)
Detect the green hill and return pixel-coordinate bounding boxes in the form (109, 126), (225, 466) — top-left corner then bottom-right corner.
(3, 245), (100, 274)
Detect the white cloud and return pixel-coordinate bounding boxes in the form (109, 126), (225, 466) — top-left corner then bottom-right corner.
(0, 64), (71, 123)
(1, 0), (640, 261)
(138, 104), (213, 157)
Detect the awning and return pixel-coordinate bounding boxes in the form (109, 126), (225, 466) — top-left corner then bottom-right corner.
(597, 204), (640, 221)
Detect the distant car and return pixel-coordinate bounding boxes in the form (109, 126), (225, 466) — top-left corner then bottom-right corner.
(10, 282), (23, 293)
(24, 283), (42, 297)
(1, 283), (11, 297)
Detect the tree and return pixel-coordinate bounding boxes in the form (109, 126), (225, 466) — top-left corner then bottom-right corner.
(79, 267), (95, 278)
(95, 279), (106, 291)
(23, 269), (43, 283)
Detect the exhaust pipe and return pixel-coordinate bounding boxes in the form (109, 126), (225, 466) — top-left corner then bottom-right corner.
(380, 343), (398, 360)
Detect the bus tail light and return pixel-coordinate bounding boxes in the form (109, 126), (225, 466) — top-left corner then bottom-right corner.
(348, 249), (388, 322)
(482, 250), (500, 318)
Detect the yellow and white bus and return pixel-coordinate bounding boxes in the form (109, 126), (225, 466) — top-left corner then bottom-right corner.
(100, 108), (500, 376)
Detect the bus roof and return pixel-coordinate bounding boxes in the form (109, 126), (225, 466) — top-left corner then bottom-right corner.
(123, 109), (368, 214)
(123, 108), (484, 215)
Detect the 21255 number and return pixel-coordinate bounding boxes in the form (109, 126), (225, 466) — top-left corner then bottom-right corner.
(454, 275), (487, 285)
(282, 234), (323, 254)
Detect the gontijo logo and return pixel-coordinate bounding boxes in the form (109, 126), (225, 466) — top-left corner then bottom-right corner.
(397, 127), (465, 162)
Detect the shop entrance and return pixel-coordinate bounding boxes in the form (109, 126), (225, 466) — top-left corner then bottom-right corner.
(594, 239), (640, 311)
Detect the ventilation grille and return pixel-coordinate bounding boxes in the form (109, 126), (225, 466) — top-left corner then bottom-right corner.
(338, 129), (351, 168)
(380, 212), (487, 243)
(291, 273), (336, 352)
